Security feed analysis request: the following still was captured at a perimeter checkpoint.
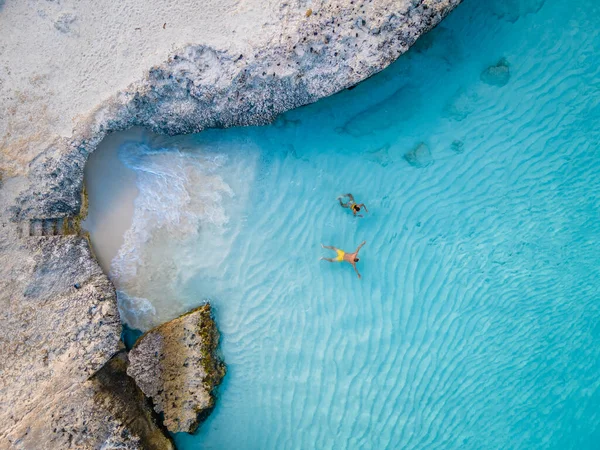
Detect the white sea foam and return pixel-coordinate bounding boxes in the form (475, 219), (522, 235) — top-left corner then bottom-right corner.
(116, 290), (157, 331)
(110, 141), (255, 330)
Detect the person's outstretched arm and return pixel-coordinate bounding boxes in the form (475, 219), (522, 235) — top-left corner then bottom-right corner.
(359, 203), (368, 212)
(352, 263), (362, 279)
(355, 241), (366, 254)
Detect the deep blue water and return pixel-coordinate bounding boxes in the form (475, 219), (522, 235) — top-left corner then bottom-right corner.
(84, 0), (600, 448)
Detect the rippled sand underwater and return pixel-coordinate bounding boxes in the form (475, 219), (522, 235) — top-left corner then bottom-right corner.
(84, 0), (600, 448)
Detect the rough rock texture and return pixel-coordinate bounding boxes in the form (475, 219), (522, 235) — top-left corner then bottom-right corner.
(0, 235), (123, 448)
(0, 231), (173, 448)
(1, 351), (174, 450)
(90, 351), (175, 450)
(0, 0), (286, 177)
(127, 304), (226, 433)
(3, 376), (142, 450)
(0, 0), (462, 446)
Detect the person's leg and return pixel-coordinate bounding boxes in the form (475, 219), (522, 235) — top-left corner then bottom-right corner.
(321, 244), (335, 250)
(338, 197), (349, 208)
(320, 257), (336, 262)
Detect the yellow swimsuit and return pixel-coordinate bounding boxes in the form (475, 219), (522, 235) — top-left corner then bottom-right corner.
(335, 249), (345, 261)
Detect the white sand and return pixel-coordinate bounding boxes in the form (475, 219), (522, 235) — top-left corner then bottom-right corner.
(0, 0), (283, 174)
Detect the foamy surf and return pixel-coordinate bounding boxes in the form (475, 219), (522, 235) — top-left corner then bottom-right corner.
(85, 136), (257, 331)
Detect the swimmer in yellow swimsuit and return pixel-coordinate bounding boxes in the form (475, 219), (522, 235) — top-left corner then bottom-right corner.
(338, 193), (368, 217)
(320, 241), (366, 279)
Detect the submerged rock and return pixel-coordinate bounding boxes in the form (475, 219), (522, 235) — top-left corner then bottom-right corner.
(404, 142), (434, 168)
(480, 58), (511, 87)
(127, 304), (226, 434)
(444, 87), (480, 121)
(366, 144), (393, 167)
(488, 0), (546, 23)
(451, 140), (465, 153)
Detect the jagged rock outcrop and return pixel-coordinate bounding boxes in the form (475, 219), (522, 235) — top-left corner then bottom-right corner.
(4, 376), (143, 450)
(2, 350), (174, 450)
(0, 231), (173, 448)
(90, 351), (175, 450)
(127, 304), (226, 434)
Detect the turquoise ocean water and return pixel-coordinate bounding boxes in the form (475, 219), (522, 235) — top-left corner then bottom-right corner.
(84, 0), (600, 448)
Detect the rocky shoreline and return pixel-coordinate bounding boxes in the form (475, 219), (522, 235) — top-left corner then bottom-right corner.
(0, 1), (461, 447)
(11, 0), (461, 222)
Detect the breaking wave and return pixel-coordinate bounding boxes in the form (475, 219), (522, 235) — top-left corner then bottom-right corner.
(110, 141), (254, 330)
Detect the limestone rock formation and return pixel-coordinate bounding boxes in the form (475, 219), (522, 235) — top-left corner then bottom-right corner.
(2, 350), (174, 450)
(5, 375), (142, 449)
(0, 235), (121, 448)
(127, 304), (226, 434)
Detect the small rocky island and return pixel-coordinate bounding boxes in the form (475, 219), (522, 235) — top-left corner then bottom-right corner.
(0, 0), (462, 447)
(128, 305), (226, 434)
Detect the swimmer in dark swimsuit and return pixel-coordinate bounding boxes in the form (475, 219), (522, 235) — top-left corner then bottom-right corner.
(338, 193), (368, 217)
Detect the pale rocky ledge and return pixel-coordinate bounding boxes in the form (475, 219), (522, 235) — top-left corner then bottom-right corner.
(0, 0), (461, 448)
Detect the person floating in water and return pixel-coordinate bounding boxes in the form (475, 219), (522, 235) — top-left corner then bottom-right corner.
(338, 193), (368, 217)
(320, 241), (366, 279)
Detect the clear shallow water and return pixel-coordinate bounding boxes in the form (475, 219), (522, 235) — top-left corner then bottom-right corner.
(84, 0), (600, 448)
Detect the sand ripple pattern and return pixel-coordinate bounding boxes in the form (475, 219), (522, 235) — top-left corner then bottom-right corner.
(176, 1), (600, 448)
